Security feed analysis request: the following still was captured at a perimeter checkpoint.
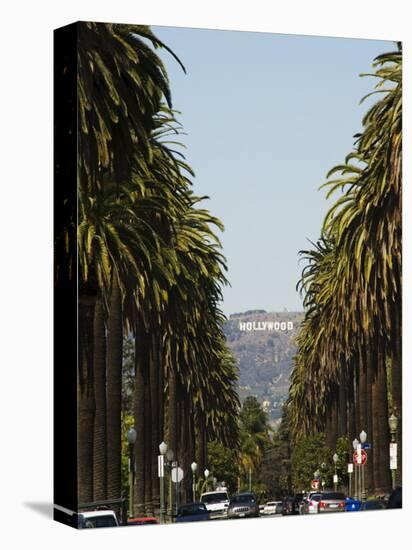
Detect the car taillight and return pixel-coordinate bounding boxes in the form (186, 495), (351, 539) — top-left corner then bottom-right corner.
(320, 502), (326, 508)
(339, 502), (344, 508)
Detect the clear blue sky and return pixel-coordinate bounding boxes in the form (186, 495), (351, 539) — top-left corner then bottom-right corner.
(153, 26), (393, 315)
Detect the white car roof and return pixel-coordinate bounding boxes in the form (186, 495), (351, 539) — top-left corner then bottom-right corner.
(201, 490), (228, 495)
(80, 510), (117, 518)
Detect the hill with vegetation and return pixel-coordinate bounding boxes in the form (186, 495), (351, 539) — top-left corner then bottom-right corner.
(224, 310), (304, 427)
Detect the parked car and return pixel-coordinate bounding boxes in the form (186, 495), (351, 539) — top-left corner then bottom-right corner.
(227, 492), (260, 519)
(77, 510), (119, 528)
(200, 489), (230, 518)
(387, 487), (402, 509)
(317, 492), (346, 513)
(275, 501), (284, 514)
(262, 501), (282, 515)
(345, 497), (361, 512)
(282, 494), (303, 515)
(360, 499), (386, 511)
(127, 517), (158, 526)
(176, 502), (210, 523)
(300, 493), (322, 514)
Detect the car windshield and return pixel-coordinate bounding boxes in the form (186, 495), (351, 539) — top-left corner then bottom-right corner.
(82, 515), (117, 528)
(321, 493), (345, 500)
(231, 494), (255, 504)
(201, 493), (228, 503)
(179, 504), (207, 516)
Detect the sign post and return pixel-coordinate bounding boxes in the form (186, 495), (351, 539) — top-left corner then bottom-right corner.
(390, 443), (397, 490)
(171, 465), (184, 515)
(347, 463), (353, 497)
(158, 455), (165, 523)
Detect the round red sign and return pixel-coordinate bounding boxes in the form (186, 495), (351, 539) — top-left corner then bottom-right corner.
(353, 449), (367, 465)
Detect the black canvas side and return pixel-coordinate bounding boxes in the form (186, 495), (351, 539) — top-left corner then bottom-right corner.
(53, 22), (79, 528)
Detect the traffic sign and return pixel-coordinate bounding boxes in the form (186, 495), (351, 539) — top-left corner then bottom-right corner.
(389, 443), (397, 470)
(171, 466), (184, 483)
(353, 449), (367, 465)
(311, 479), (320, 489)
(362, 443), (372, 450)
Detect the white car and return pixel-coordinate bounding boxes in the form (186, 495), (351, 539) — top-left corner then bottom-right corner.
(200, 490), (230, 518)
(262, 501), (281, 515)
(77, 510), (119, 528)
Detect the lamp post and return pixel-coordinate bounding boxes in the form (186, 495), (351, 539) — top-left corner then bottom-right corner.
(158, 441), (168, 524)
(388, 413), (398, 490)
(333, 453), (339, 491)
(127, 427), (137, 518)
(166, 448), (174, 520)
(352, 438), (359, 500)
(359, 430), (367, 500)
(191, 462), (198, 502)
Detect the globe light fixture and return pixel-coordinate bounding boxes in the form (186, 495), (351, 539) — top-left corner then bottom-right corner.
(352, 438), (359, 451)
(360, 430), (367, 444)
(127, 427), (137, 445)
(204, 469), (210, 479)
(333, 453), (339, 464)
(159, 441), (168, 456)
(389, 413), (398, 434)
(166, 448), (174, 462)
(191, 462), (198, 473)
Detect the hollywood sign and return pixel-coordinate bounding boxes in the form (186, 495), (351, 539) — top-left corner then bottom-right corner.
(239, 321), (294, 332)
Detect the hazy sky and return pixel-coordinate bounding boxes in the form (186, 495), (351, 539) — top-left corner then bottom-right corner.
(153, 26), (392, 315)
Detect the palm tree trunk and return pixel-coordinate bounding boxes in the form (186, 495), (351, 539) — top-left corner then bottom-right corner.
(93, 294), (107, 500)
(167, 366), (178, 455)
(371, 345), (391, 494)
(338, 360), (347, 439)
(144, 362), (153, 515)
(391, 310), (402, 486)
(106, 275), (123, 501)
(134, 332), (146, 516)
(78, 293), (96, 503)
(150, 333), (160, 514)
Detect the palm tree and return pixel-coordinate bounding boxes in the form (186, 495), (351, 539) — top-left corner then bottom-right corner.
(288, 46), (402, 495)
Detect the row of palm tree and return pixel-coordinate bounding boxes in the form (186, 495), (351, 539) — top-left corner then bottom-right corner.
(56, 23), (240, 514)
(287, 46), (402, 496)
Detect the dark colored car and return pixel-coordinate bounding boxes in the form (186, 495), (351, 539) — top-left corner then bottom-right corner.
(360, 499), (386, 511)
(227, 492), (260, 519)
(345, 498), (361, 512)
(127, 517), (159, 526)
(176, 502), (210, 523)
(387, 487), (402, 509)
(282, 494), (303, 515)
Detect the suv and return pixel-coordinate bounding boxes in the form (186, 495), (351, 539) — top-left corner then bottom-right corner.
(282, 494), (303, 515)
(227, 492), (260, 519)
(200, 489), (230, 518)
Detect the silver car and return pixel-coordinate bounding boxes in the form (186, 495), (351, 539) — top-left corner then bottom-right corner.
(317, 492), (346, 513)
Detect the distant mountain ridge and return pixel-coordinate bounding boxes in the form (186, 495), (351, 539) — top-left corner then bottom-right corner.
(224, 310), (304, 427)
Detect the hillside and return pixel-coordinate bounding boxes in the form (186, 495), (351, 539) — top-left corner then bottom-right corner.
(224, 310), (304, 427)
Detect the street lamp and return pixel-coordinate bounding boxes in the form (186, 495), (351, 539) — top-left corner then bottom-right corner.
(158, 441), (168, 524)
(333, 453), (339, 491)
(191, 462), (198, 502)
(127, 428), (137, 518)
(165, 448), (174, 519)
(389, 413), (398, 489)
(359, 431), (367, 500)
